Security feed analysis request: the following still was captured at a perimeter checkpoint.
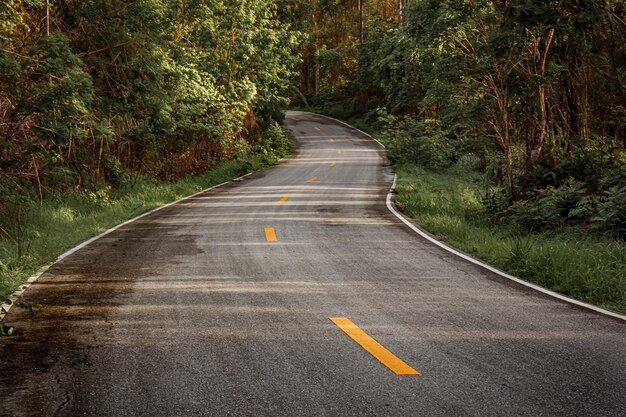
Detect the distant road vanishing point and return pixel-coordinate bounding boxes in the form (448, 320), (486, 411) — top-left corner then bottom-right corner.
(1, 111), (624, 416)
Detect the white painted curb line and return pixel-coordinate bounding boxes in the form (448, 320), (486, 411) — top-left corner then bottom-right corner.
(0, 171), (255, 321)
(313, 111), (626, 322)
(323, 114), (387, 149)
(385, 176), (626, 321)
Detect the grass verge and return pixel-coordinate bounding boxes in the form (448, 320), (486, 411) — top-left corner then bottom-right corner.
(0, 133), (293, 304)
(394, 163), (626, 314)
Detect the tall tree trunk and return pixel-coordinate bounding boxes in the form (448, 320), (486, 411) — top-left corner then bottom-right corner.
(46, 0), (50, 36)
(397, 0), (403, 26)
(565, 76), (578, 157)
(504, 136), (514, 203)
(312, 12), (320, 94)
(299, 41), (308, 94)
(486, 69), (515, 202)
(526, 28), (555, 171)
(351, 0), (355, 37)
(358, 0), (364, 44)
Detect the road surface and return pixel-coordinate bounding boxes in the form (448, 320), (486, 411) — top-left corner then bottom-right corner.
(1, 111), (625, 416)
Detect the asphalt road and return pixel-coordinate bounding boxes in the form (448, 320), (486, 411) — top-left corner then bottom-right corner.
(1, 111), (625, 417)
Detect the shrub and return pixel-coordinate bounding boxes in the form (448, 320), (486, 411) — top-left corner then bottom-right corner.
(501, 179), (590, 233)
(104, 155), (124, 185)
(253, 123), (294, 162)
(376, 111), (455, 169)
(593, 186), (626, 239)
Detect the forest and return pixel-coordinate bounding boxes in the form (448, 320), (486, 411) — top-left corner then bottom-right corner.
(1, 1), (625, 311)
(296, 0), (625, 236)
(1, 0), (297, 188)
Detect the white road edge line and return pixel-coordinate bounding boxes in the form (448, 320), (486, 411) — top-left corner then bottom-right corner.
(311, 111), (626, 322)
(385, 176), (626, 322)
(0, 171), (256, 321)
(323, 114), (386, 149)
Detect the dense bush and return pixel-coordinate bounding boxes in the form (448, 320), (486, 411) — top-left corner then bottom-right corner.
(594, 187), (626, 239)
(372, 109), (456, 169)
(486, 155), (626, 239)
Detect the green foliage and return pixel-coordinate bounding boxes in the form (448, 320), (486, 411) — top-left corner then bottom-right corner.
(592, 157), (626, 238)
(394, 162), (626, 313)
(302, 0), (625, 244)
(317, 49), (343, 73)
(15, 298), (42, 311)
(254, 122), (294, 163)
(383, 122), (454, 169)
(0, 0), (42, 43)
(593, 186), (626, 239)
(1, 0), (300, 193)
(0, 181), (36, 258)
(508, 234), (535, 275)
(488, 156), (626, 238)
(1, 323), (24, 337)
(104, 156), (123, 185)
(357, 28), (413, 113)
(502, 179), (589, 232)
(24, 33), (95, 140)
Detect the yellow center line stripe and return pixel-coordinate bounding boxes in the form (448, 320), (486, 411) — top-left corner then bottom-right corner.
(329, 162), (337, 167)
(307, 177), (317, 183)
(264, 227), (278, 242)
(278, 196), (289, 203)
(329, 317), (420, 376)
(337, 150), (342, 155)
(314, 127), (321, 132)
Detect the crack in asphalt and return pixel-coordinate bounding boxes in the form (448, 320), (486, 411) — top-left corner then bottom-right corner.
(54, 374), (71, 417)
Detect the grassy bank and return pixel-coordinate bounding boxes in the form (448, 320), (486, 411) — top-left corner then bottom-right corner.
(394, 163), (626, 314)
(0, 129), (293, 304)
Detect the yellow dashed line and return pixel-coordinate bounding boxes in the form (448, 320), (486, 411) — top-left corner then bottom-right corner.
(264, 227), (278, 242)
(314, 127), (321, 132)
(278, 196), (289, 203)
(337, 150), (343, 155)
(307, 177), (318, 183)
(329, 162), (337, 167)
(330, 317), (420, 376)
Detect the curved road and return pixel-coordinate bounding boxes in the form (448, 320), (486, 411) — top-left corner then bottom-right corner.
(1, 111), (625, 416)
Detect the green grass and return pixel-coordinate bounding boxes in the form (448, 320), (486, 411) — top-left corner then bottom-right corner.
(394, 163), (626, 314)
(0, 151), (289, 303)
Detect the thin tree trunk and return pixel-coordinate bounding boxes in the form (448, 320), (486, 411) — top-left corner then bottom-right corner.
(312, 12), (320, 94)
(31, 154), (43, 203)
(358, 0), (364, 44)
(501, 94), (514, 202)
(527, 28), (555, 170)
(299, 41), (308, 94)
(46, 0), (50, 36)
(97, 134), (104, 179)
(505, 143), (514, 203)
(486, 69), (515, 202)
(351, 0), (355, 36)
